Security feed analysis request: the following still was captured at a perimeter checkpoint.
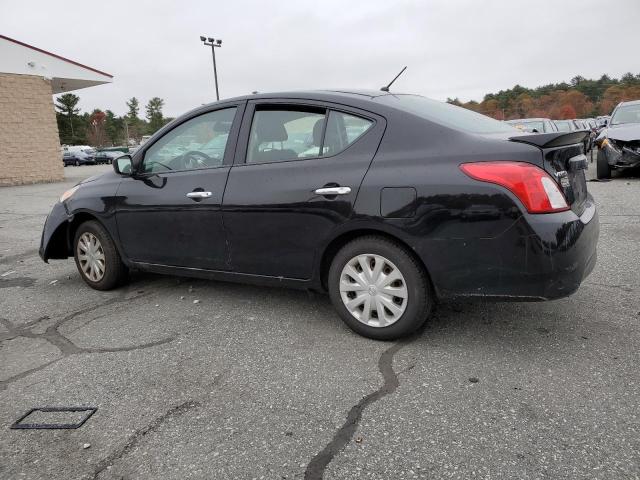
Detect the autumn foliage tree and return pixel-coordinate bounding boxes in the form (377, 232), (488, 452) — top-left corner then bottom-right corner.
(453, 73), (640, 120)
(87, 110), (107, 146)
(558, 105), (577, 119)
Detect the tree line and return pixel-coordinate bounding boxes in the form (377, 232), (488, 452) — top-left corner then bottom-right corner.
(54, 94), (174, 147)
(447, 72), (640, 120)
(54, 72), (640, 146)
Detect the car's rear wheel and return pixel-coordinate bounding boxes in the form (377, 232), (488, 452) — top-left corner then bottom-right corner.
(328, 236), (433, 340)
(73, 220), (128, 290)
(596, 149), (611, 179)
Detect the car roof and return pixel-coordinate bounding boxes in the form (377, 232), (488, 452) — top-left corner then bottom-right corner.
(198, 89), (409, 110)
(506, 118), (551, 122)
(617, 99), (640, 107)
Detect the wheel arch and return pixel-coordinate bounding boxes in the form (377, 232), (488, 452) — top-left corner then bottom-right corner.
(66, 212), (111, 256)
(317, 227), (437, 297)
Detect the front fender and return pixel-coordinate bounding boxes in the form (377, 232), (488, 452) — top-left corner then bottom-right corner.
(39, 202), (72, 262)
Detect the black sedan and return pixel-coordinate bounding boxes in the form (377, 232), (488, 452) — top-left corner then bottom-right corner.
(40, 90), (598, 340)
(95, 150), (126, 165)
(62, 150), (96, 166)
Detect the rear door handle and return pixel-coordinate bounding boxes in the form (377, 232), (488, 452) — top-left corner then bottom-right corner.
(186, 191), (212, 199)
(314, 186), (351, 196)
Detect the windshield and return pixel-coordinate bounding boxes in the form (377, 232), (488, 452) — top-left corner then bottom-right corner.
(378, 95), (518, 134)
(611, 104), (640, 125)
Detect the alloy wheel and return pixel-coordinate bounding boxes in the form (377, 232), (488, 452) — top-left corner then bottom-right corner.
(339, 253), (408, 327)
(77, 232), (106, 282)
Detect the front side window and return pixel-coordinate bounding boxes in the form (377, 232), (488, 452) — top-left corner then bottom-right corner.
(142, 107), (236, 173)
(246, 107), (374, 164)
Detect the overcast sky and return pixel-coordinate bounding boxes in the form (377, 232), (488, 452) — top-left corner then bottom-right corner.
(2, 0), (639, 117)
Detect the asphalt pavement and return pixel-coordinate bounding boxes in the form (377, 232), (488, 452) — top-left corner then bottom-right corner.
(0, 159), (639, 479)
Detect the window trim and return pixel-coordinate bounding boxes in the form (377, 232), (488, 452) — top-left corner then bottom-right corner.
(132, 101), (245, 176)
(236, 100), (377, 167)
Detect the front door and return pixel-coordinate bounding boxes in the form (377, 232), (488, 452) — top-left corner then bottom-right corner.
(115, 104), (243, 270)
(222, 100), (385, 279)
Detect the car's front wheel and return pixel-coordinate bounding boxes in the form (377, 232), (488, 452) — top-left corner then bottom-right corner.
(328, 236), (433, 340)
(73, 220), (128, 290)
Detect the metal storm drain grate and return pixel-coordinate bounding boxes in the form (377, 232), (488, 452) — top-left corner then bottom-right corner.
(10, 407), (97, 430)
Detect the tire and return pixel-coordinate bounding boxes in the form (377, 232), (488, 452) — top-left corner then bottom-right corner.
(73, 220), (128, 290)
(596, 149), (611, 179)
(328, 236), (433, 340)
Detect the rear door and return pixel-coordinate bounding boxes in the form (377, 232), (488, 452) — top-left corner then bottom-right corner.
(222, 100), (385, 279)
(115, 103), (244, 270)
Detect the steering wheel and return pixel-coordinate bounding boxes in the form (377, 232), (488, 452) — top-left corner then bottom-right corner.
(181, 150), (213, 170)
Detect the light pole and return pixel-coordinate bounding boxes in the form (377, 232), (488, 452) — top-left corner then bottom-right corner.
(200, 36), (222, 101)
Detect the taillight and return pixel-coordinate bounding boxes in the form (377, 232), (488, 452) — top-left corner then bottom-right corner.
(459, 161), (569, 214)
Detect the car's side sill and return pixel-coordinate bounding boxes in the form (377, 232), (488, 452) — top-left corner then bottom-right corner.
(131, 261), (316, 290)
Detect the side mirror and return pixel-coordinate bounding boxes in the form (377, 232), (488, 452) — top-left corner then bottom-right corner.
(113, 155), (133, 176)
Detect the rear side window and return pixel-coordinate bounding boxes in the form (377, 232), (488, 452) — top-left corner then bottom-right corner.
(324, 111), (373, 156)
(247, 107), (326, 164)
(378, 95), (517, 134)
(247, 107), (373, 164)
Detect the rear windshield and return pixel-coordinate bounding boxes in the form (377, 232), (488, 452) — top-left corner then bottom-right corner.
(378, 95), (518, 134)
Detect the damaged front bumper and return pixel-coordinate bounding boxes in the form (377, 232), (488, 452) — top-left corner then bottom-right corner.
(39, 202), (72, 262)
(601, 138), (640, 169)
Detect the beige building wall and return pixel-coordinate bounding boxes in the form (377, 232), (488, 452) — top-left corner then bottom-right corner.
(0, 73), (64, 186)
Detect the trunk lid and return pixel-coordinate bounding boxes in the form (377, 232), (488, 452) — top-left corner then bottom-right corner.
(509, 131), (590, 215)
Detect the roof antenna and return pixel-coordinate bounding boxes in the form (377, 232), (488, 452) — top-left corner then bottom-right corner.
(380, 66), (407, 92)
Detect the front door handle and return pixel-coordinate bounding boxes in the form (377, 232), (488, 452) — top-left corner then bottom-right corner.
(186, 191), (212, 199)
(314, 186), (351, 196)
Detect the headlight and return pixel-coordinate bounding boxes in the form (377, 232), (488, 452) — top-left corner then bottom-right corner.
(601, 138), (622, 152)
(60, 185), (80, 202)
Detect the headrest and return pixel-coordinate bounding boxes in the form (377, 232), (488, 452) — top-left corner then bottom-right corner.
(256, 118), (288, 142)
(312, 119), (324, 146)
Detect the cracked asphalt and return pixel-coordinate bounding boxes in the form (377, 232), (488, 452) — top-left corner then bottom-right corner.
(1, 158), (639, 479)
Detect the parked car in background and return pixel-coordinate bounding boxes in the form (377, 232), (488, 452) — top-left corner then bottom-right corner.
(573, 120), (592, 152)
(554, 120), (576, 132)
(573, 119), (596, 151)
(95, 150), (124, 165)
(62, 150), (96, 166)
(595, 100), (640, 179)
(41, 90), (598, 340)
(596, 116), (610, 128)
(505, 118), (558, 133)
(63, 145), (96, 157)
